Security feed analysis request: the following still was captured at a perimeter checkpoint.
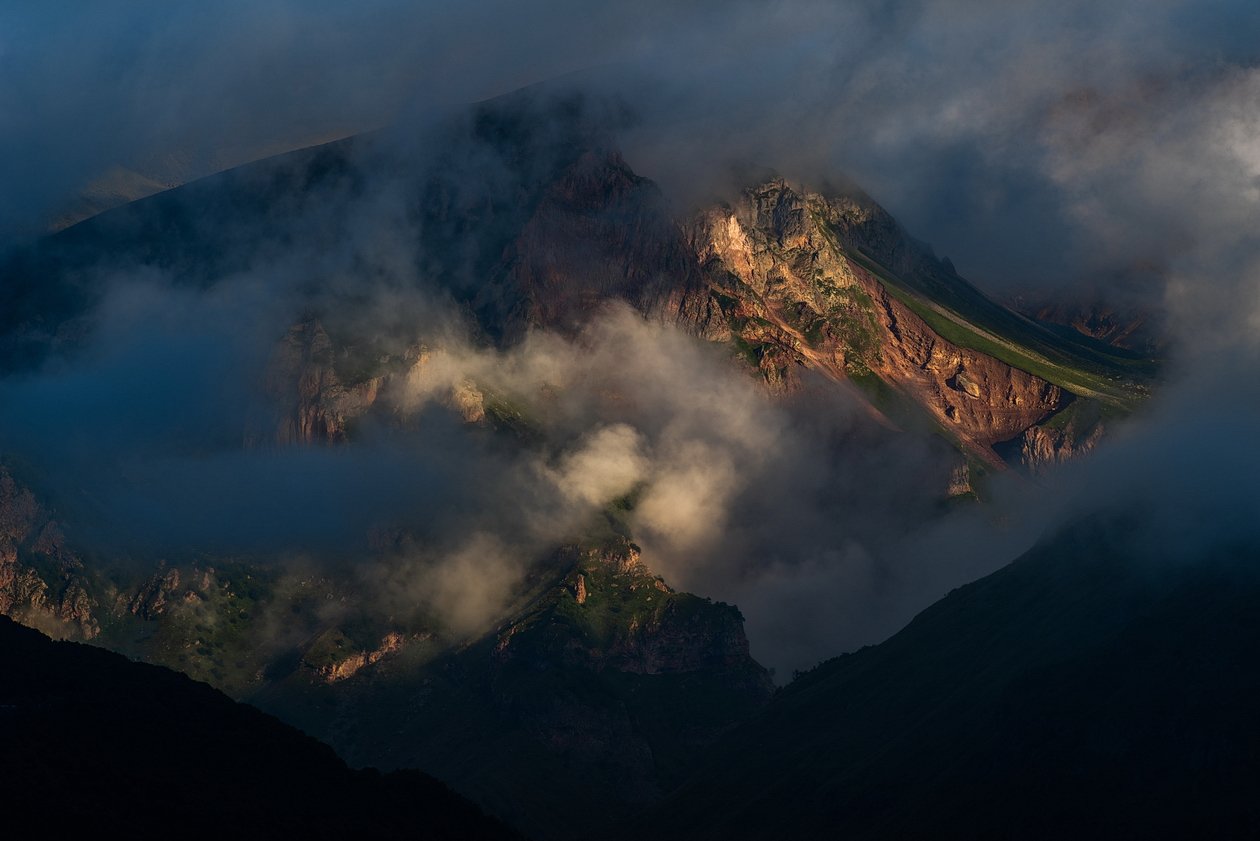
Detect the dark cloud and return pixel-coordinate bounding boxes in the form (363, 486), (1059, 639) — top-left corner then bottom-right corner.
(6, 0), (1259, 306)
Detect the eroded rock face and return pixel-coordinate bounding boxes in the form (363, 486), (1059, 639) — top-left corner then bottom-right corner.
(127, 567), (183, 620)
(0, 468), (99, 638)
(947, 462), (974, 498)
(503, 148), (712, 340)
(318, 631), (407, 683)
(255, 320), (383, 445)
(868, 286), (1063, 449)
(682, 180), (1063, 459)
(1017, 411), (1106, 475)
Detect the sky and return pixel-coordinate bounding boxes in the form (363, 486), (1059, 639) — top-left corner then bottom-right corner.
(2, 0), (1260, 674)
(3, 0), (1259, 298)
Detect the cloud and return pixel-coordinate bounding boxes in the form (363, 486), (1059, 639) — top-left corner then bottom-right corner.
(547, 424), (649, 507)
(374, 305), (972, 670)
(408, 534), (526, 638)
(4, 0), (1254, 300)
(3, 0), (1260, 676)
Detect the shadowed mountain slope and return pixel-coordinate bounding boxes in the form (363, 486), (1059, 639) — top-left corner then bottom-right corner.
(652, 518), (1260, 840)
(0, 463), (771, 841)
(0, 615), (521, 840)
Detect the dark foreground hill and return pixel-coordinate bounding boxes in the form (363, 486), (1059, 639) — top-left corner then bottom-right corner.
(652, 517), (1260, 840)
(0, 616), (520, 840)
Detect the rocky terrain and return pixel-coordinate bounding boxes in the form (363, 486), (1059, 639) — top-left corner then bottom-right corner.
(0, 464), (770, 839)
(682, 181), (1067, 462)
(0, 467), (98, 639)
(255, 536), (773, 840)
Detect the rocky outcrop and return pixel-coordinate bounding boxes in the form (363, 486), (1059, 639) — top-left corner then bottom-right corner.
(0, 468), (99, 638)
(495, 538), (768, 680)
(947, 463), (975, 498)
(1014, 400), (1107, 475)
(683, 180), (1063, 460)
(255, 320), (383, 445)
(127, 566), (189, 619)
(317, 631), (408, 683)
(502, 148), (712, 340)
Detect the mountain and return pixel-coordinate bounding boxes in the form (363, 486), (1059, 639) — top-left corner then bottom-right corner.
(250, 536), (772, 840)
(0, 464), (771, 840)
(650, 517), (1260, 840)
(46, 125), (368, 233)
(0, 615), (518, 840)
(0, 88), (1155, 473)
(0, 86), (1164, 839)
(680, 178), (1153, 470)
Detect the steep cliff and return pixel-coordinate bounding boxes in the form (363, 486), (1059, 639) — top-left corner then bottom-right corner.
(682, 181), (1074, 460)
(254, 319), (385, 444)
(1005, 396), (1109, 474)
(0, 467), (99, 638)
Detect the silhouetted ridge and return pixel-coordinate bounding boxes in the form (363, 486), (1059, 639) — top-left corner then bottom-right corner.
(0, 616), (520, 840)
(652, 517), (1260, 840)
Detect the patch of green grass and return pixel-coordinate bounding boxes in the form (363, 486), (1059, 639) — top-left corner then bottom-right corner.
(848, 369), (898, 412)
(300, 627), (359, 671)
(847, 249), (1152, 407)
(482, 390), (542, 443)
(731, 334), (766, 368)
(1039, 394), (1123, 433)
(136, 562), (281, 694)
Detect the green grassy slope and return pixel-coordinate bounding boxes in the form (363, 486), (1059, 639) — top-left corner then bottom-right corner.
(849, 248), (1156, 407)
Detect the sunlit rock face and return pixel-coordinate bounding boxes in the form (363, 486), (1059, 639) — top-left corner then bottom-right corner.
(0, 467), (98, 640)
(682, 180), (1064, 460)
